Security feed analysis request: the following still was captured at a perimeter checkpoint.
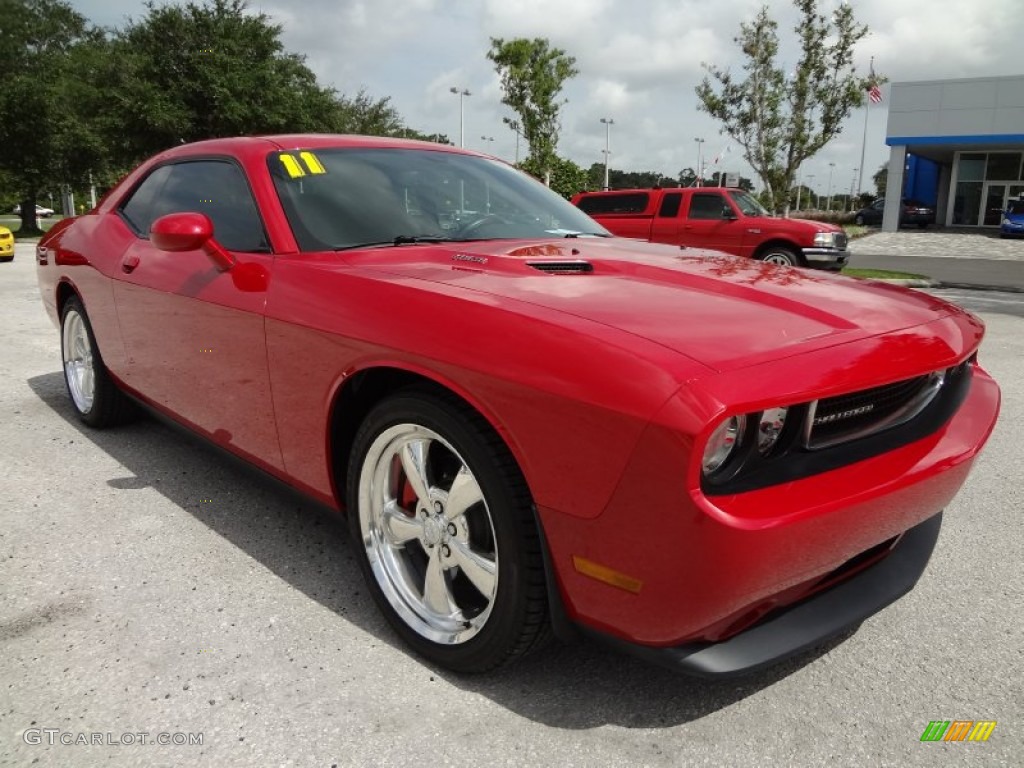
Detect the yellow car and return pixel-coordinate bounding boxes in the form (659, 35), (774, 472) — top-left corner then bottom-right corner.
(0, 226), (13, 262)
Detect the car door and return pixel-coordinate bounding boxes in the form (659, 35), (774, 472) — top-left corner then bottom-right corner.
(869, 199), (885, 224)
(649, 191), (684, 244)
(112, 159), (284, 470)
(680, 191), (741, 254)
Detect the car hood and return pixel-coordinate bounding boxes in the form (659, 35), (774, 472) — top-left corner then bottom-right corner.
(346, 238), (967, 372)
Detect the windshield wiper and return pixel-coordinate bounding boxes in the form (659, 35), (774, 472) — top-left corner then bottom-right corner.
(561, 232), (613, 238)
(334, 235), (455, 251)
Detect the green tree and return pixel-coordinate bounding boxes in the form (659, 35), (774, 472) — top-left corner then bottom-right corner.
(520, 155), (588, 200)
(102, 0), (347, 163)
(335, 89), (403, 136)
(872, 162), (887, 197)
(696, 0), (878, 212)
(0, 0), (103, 233)
(487, 37), (578, 183)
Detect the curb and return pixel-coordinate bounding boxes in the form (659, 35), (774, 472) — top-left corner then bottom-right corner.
(935, 281), (1024, 294)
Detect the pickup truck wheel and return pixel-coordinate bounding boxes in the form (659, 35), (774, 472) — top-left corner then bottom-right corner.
(757, 246), (805, 268)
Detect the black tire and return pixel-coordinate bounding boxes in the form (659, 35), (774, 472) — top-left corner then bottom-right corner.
(60, 296), (135, 427)
(347, 388), (549, 672)
(757, 245), (805, 268)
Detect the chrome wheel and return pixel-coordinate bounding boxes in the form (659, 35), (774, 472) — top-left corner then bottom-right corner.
(62, 308), (95, 414)
(760, 249), (799, 266)
(358, 423), (498, 645)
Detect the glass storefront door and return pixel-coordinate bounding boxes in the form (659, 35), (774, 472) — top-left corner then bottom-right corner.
(952, 152), (1023, 226)
(983, 183), (1024, 225)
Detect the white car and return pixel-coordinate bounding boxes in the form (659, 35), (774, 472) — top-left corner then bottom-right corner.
(11, 204), (55, 217)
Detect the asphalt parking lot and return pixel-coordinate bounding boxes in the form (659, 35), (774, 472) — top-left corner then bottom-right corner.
(1, 241), (1021, 767)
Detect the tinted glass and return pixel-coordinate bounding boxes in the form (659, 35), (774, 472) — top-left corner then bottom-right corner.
(658, 192), (682, 217)
(1007, 199), (1024, 214)
(728, 190), (767, 216)
(958, 154), (986, 182)
(688, 193), (728, 220)
(120, 165), (173, 234)
(121, 160), (268, 252)
(986, 152), (1021, 181)
(576, 192), (650, 215)
(269, 148), (609, 251)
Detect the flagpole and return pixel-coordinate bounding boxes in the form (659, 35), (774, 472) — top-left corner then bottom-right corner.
(857, 56), (874, 198)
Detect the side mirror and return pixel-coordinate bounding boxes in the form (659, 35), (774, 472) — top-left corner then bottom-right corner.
(722, 206), (738, 220)
(150, 212), (234, 271)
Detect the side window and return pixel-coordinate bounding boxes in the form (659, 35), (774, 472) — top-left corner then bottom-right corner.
(873, 200), (885, 210)
(120, 160), (269, 252)
(687, 193), (728, 220)
(658, 193), (682, 218)
(120, 165), (173, 235)
(576, 193), (650, 215)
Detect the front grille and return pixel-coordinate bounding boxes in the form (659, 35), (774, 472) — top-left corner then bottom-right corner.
(806, 369), (949, 449)
(526, 260), (594, 274)
(835, 233), (848, 250)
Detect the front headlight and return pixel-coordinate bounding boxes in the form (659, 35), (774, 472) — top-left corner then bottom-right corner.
(757, 407), (788, 455)
(702, 415), (746, 475)
(1004, 218), (1012, 227)
(813, 232), (837, 247)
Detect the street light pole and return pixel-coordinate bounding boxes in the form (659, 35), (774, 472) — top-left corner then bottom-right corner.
(508, 120), (522, 164)
(600, 118), (614, 190)
(694, 138), (705, 187)
(826, 162), (836, 211)
(806, 174), (815, 210)
(848, 168), (858, 211)
(449, 87), (471, 148)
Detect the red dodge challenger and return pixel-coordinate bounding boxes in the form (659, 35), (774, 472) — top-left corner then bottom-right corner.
(36, 136), (1000, 677)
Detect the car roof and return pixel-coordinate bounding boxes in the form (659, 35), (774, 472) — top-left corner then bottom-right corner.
(154, 134), (474, 161)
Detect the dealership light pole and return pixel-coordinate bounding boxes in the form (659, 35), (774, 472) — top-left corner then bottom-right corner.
(694, 138), (705, 187)
(806, 174), (816, 209)
(508, 120), (522, 164)
(449, 87), (471, 148)
(600, 118), (614, 190)
(826, 162), (836, 211)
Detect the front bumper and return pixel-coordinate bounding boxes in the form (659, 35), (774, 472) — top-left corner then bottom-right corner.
(586, 511), (941, 677)
(801, 247), (848, 270)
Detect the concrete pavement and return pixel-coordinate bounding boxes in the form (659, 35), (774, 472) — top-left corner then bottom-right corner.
(850, 231), (1024, 292)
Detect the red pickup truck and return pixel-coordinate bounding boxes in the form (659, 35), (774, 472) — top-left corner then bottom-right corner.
(571, 187), (849, 271)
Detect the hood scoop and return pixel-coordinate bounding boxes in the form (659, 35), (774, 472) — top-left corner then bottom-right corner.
(526, 260), (594, 275)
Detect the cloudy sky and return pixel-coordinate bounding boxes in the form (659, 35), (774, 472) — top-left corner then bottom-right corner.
(75, 0), (1023, 197)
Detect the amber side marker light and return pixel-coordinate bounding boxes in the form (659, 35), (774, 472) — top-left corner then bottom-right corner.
(572, 556), (643, 594)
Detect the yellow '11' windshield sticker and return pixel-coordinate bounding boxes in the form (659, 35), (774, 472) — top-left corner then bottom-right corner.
(279, 152), (327, 178)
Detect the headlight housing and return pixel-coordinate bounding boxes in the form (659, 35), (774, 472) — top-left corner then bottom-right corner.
(702, 415), (746, 476)
(701, 406), (798, 484)
(813, 231), (837, 247)
(757, 407), (788, 455)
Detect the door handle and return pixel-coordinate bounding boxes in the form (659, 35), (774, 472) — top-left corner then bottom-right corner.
(121, 253), (140, 274)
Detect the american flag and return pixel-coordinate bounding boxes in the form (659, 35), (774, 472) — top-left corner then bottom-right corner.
(867, 58), (882, 104)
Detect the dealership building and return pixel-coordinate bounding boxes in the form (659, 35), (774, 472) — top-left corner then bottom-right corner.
(882, 74), (1024, 231)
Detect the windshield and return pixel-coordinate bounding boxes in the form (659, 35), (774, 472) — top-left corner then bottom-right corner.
(728, 189), (769, 217)
(1007, 199), (1024, 215)
(267, 147), (609, 251)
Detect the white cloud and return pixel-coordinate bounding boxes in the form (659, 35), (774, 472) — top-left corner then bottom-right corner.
(69, 0), (1024, 193)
